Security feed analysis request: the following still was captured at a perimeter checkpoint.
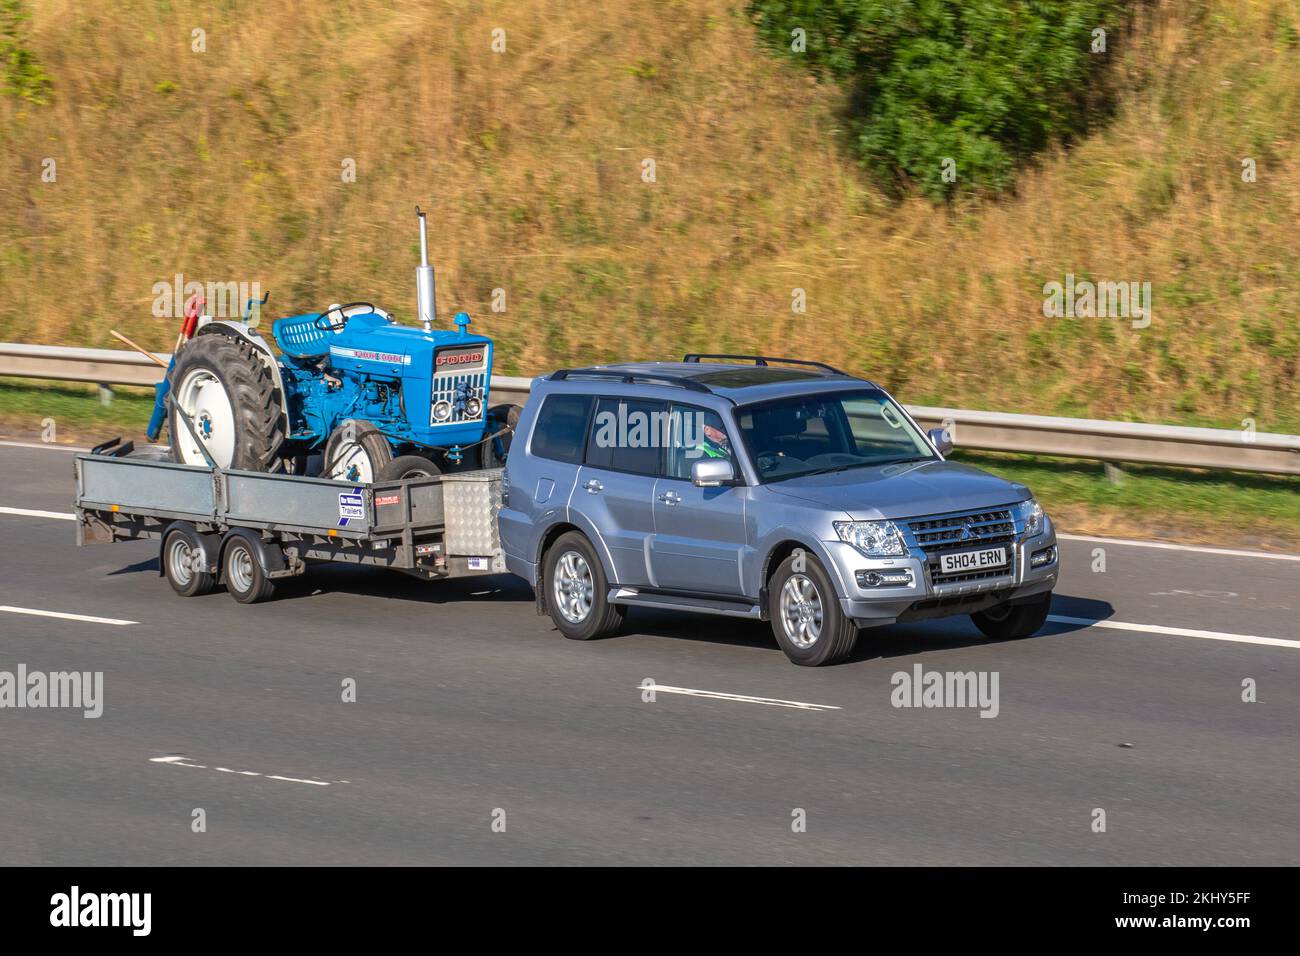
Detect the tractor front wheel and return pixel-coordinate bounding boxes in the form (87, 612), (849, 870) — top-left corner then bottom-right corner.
(323, 420), (393, 483)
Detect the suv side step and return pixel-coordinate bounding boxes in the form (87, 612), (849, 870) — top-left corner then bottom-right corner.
(608, 588), (762, 619)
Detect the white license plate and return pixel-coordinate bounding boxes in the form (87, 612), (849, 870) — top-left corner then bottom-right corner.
(939, 547), (1007, 575)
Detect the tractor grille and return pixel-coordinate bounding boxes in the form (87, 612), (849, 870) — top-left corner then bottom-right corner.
(431, 371), (487, 424)
(906, 508), (1016, 584)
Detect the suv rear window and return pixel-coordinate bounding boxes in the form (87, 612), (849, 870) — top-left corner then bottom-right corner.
(530, 394), (593, 464)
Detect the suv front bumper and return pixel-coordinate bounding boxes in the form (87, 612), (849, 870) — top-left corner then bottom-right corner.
(825, 525), (1058, 627)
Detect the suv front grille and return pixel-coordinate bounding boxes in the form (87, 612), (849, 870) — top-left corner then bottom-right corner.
(905, 508), (1016, 584)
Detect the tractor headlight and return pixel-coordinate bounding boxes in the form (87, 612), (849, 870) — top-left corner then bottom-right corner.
(465, 396), (482, 419)
(834, 520), (908, 558)
(432, 400), (452, 422)
(1015, 497), (1045, 537)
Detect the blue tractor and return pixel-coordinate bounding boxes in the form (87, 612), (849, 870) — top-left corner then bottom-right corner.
(160, 208), (516, 481)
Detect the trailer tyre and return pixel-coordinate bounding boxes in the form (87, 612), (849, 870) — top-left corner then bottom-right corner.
(162, 527), (215, 597)
(223, 538), (275, 604)
(543, 532), (625, 640)
(168, 332), (284, 471)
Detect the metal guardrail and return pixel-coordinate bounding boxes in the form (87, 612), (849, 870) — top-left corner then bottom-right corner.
(2, 342), (1297, 475)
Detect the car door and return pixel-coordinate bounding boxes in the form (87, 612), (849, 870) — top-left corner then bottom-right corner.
(649, 403), (750, 596)
(573, 397), (665, 587)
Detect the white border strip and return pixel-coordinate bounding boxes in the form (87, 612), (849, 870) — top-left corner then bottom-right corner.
(1047, 615), (1300, 650)
(1057, 533), (1299, 562)
(0, 605), (135, 626)
(0, 439), (90, 452)
(644, 683), (840, 711)
(0, 506), (75, 521)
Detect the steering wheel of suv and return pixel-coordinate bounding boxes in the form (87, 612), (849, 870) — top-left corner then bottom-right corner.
(313, 302), (378, 332)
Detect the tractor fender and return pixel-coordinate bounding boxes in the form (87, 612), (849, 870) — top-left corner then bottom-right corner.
(219, 528), (288, 579)
(193, 321), (290, 434)
(158, 521), (220, 577)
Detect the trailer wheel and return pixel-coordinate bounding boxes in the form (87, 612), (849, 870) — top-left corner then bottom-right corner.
(543, 531), (625, 640)
(223, 538), (275, 604)
(162, 527), (215, 597)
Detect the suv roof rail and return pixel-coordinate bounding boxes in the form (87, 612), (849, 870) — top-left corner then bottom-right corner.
(548, 368), (712, 393)
(682, 353), (847, 375)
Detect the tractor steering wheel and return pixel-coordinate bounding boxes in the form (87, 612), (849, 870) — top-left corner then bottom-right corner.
(313, 302), (378, 332)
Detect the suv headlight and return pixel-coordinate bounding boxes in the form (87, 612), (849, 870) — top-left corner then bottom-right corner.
(1016, 498), (1044, 537)
(834, 520), (908, 558)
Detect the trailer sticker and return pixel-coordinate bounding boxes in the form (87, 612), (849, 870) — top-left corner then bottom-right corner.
(467, 556), (490, 571)
(338, 489), (365, 525)
(375, 494), (401, 507)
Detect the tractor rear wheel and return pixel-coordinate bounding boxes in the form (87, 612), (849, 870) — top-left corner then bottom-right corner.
(168, 334), (284, 471)
(323, 420), (393, 483)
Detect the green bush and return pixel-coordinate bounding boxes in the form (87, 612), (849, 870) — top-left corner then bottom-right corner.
(750, 0), (1126, 198)
(1, 0), (51, 104)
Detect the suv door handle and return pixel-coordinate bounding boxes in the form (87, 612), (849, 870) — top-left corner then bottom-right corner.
(658, 490), (681, 505)
(583, 478), (603, 493)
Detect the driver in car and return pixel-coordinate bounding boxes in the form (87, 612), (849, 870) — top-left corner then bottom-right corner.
(694, 422), (732, 460)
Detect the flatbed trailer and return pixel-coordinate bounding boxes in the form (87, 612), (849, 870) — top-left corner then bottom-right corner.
(73, 445), (506, 603)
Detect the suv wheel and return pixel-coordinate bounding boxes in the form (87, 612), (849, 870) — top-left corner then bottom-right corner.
(544, 532), (626, 640)
(971, 591), (1051, 639)
(768, 551), (858, 666)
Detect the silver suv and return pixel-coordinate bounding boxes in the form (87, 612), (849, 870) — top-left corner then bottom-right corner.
(499, 355), (1058, 666)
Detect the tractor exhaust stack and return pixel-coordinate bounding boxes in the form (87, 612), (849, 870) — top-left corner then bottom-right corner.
(415, 206), (437, 332)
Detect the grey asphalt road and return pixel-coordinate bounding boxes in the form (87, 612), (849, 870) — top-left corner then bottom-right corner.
(1, 441), (1297, 865)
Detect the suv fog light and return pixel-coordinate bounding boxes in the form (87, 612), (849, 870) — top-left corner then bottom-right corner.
(856, 569), (913, 588)
(1030, 545), (1056, 568)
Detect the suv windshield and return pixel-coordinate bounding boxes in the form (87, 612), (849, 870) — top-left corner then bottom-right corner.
(735, 389), (936, 482)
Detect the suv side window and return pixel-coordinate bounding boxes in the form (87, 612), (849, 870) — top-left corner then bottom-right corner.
(584, 398), (666, 476)
(665, 403), (734, 480)
(530, 393), (593, 464)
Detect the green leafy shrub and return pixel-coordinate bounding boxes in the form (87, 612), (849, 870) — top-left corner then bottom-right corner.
(1, 0), (51, 104)
(750, 0), (1127, 198)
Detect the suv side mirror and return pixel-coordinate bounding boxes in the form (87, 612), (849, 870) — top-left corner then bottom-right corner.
(692, 458), (735, 487)
(928, 427), (953, 456)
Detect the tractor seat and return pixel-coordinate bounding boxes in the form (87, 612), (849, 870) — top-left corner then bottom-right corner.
(272, 313), (337, 358)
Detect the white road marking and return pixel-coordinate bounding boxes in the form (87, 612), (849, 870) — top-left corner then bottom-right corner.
(0, 605), (135, 626)
(0, 506), (75, 520)
(644, 683), (840, 711)
(1057, 533), (1300, 562)
(1047, 615), (1300, 650)
(150, 755), (346, 786)
(0, 439), (90, 452)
